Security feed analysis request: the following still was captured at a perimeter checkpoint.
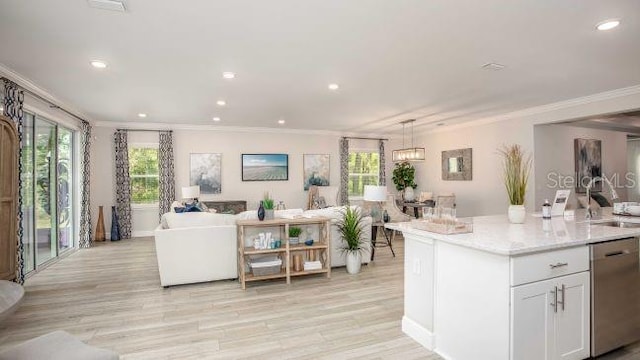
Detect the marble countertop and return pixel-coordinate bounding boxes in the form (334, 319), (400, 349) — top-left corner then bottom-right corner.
(385, 209), (640, 256)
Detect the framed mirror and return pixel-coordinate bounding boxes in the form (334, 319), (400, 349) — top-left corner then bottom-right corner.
(442, 148), (472, 181)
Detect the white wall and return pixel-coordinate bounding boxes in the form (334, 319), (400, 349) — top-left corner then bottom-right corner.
(90, 126), (389, 237)
(534, 124), (628, 209)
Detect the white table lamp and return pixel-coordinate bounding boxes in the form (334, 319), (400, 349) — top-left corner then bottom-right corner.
(182, 185), (200, 203)
(364, 185), (388, 222)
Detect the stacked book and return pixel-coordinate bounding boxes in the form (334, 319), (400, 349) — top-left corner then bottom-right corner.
(303, 261), (322, 271)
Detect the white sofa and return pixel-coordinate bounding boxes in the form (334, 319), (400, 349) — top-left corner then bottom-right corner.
(154, 207), (372, 287)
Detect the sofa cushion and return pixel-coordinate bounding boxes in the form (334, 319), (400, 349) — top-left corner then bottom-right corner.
(161, 212), (237, 229)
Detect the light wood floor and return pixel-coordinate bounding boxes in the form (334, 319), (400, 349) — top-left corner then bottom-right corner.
(2, 237), (639, 359)
(0, 236), (441, 359)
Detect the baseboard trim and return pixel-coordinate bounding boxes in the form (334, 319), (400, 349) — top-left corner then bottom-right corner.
(402, 316), (435, 350)
(132, 230), (154, 238)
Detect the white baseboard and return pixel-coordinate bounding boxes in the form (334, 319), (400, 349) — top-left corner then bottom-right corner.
(402, 316), (435, 350)
(131, 230), (154, 238)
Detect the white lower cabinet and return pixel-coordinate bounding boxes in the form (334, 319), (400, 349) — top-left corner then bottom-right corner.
(511, 271), (590, 360)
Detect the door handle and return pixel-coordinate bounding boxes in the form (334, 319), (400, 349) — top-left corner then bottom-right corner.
(549, 262), (568, 269)
(558, 284), (565, 311)
(550, 286), (558, 313)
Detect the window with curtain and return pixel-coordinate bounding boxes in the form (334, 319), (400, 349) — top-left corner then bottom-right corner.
(129, 145), (159, 204)
(348, 151), (380, 197)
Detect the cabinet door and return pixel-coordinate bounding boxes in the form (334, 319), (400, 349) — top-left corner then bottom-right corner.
(511, 278), (555, 360)
(554, 272), (590, 360)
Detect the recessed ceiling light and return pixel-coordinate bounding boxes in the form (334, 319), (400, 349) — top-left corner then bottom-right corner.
(481, 62), (506, 71)
(328, 83), (339, 90)
(90, 60), (108, 69)
(216, 100), (226, 106)
(596, 19), (620, 31)
(138, 113), (147, 118)
(212, 117), (221, 122)
(222, 72), (235, 79)
(278, 119), (285, 125)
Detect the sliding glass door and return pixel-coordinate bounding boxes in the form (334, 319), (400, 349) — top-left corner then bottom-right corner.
(20, 113), (76, 273)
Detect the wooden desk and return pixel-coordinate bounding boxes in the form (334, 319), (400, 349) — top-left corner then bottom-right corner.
(402, 201), (435, 218)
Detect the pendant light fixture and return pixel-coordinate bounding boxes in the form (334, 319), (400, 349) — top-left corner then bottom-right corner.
(392, 119), (425, 162)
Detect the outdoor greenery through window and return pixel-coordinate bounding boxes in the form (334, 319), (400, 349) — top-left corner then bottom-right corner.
(348, 151), (379, 197)
(129, 147), (159, 204)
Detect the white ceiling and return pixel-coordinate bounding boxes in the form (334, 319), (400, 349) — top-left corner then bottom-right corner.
(0, 0), (639, 134)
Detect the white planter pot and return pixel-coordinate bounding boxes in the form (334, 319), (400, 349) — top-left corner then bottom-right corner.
(404, 187), (415, 202)
(345, 252), (362, 274)
(508, 205), (526, 224)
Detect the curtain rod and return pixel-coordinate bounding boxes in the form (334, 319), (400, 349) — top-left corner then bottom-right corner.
(342, 136), (388, 141)
(116, 129), (172, 132)
(1, 77), (88, 123)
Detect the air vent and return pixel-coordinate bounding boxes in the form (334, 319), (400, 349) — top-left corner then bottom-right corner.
(87, 0), (126, 12)
(481, 63), (506, 71)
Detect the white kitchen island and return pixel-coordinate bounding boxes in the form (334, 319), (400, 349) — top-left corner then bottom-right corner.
(386, 212), (640, 360)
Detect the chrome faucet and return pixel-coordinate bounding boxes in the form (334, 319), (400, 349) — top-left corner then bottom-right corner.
(585, 176), (619, 219)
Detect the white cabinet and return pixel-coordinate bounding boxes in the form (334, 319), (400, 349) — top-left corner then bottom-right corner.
(511, 271), (590, 360)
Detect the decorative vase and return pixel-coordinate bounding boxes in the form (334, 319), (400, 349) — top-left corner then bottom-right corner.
(383, 210), (390, 223)
(265, 209), (274, 220)
(508, 205), (526, 224)
(257, 201), (265, 221)
(95, 206), (106, 241)
(346, 252), (362, 274)
(110, 206), (121, 241)
(404, 187), (415, 202)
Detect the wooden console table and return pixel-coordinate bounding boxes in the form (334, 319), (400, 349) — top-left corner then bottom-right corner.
(236, 217), (331, 289)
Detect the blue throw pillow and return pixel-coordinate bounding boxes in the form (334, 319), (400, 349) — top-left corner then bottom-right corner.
(174, 207), (187, 213)
(185, 203), (202, 212)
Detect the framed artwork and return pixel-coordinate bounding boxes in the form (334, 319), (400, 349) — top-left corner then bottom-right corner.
(242, 154), (289, 181)
(441, 148), (472, 181)
(303, 154), (330, 190)
(190, 153), (222, 194)
(574, 138), (601, 193)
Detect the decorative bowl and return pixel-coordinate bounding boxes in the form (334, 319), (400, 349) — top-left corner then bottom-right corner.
(304, 239), (314, 246)
(627, 205), (640, 216)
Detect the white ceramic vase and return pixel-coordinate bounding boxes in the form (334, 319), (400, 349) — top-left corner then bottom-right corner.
(345, 252), (362, 274)
(404, 187), (415, 202)
(508, 204), (526, 224)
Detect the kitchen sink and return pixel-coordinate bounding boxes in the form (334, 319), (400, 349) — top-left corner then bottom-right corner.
(591, 220), (640, 228)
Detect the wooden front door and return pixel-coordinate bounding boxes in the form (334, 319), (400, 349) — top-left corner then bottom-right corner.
(0, 115), (18, 281)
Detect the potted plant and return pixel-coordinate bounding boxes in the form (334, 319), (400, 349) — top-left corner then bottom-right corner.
(263, 192), (275, 220)
(337, 207), (367, 274)
(392, 161), (417, 201)
(288, 226), (302, 245)
(498, 144), (532, 224)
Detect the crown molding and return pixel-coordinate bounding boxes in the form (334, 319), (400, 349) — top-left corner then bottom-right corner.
(425, 84), (640, 134)
(0, 62), (95, 123)
(92, 120), (396, 139)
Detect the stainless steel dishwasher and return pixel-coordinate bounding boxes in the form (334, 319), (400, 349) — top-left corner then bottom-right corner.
(591, 237), (640, 357)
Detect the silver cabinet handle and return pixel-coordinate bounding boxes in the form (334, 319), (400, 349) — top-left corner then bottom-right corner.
(558, 284), (565, 311)
(549, 262), (568, 269)
(550, 286), (558, 313)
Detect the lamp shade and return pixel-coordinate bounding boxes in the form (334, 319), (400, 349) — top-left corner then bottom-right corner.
(392, 147), (425, 162)
(181, 185), (200, 199)
(363, 185), (387, 202)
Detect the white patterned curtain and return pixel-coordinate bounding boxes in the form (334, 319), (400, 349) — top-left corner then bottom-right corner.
(114, 130), (132, 239)
(79, 120), (92, 248)
(339, 138), (349, 206)
(2, 79), (25, 284)
(158, 131), (175, 219)
(379, 139), (386, 186)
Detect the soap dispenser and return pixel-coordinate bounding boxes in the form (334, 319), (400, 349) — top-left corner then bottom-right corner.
(542, 199), (552, 219)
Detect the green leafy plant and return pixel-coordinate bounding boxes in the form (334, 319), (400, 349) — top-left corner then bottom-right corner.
(498, 144), (532, 206)
(337, 207), (366, 255)
(262, 192), (274, 210)
(289, 226), (302, 238)
(392, 161), (417, 192)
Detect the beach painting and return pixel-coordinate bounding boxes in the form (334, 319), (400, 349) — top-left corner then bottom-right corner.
(190, 153), (222, 194)
(242, 154), (289, 181)
(303, 154), (330, 190)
